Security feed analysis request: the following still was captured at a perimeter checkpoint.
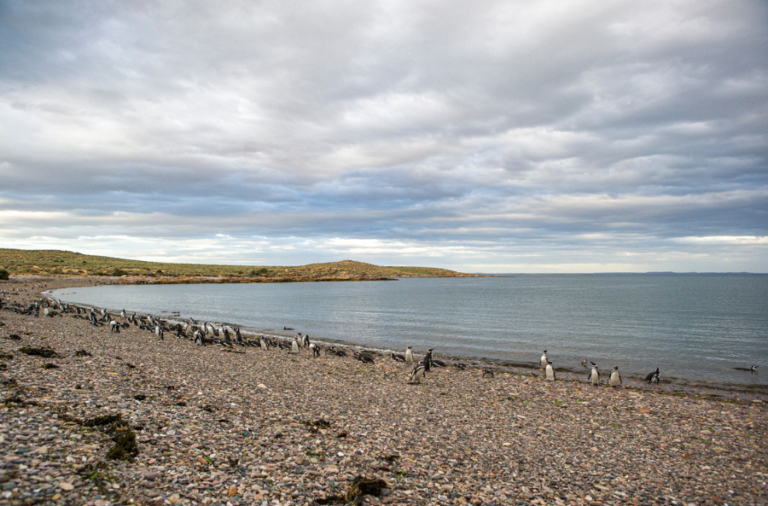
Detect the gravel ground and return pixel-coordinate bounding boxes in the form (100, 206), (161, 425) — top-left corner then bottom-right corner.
(1, 277), (767, 506)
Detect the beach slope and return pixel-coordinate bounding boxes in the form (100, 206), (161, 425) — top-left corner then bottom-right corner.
(1, 277), (766, 505)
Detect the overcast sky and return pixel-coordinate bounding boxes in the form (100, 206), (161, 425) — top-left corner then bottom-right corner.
(1, 0), (767, 272)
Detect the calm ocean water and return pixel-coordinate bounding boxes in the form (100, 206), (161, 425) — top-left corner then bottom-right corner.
(51, 274), (768, 387)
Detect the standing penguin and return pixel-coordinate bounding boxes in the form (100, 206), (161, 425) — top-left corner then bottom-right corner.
(539, 350), (548, 368)
(260, 337), (269, 351)
(291, 338), (300, 354)
(310, 342), (320, 357)
(120, 309), (126, 319)
(423, 348), (434, 373)
(545, 360), (556, 381)
(609, 366), (622, 388)
(588, 363), (600, 386)
(110, 320), (120, 333)
(155, 325), (164, 340)
(405, 346), (415, 364)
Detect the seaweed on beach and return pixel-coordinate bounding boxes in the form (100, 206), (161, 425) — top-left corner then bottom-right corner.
(19, 346), (61, 358)
(106, 425), (139, 461)
(84, 413), (123, 427)
(71, 413), (139, 460)
(315, 476), (389, 505)
(346, 476), (388, 503)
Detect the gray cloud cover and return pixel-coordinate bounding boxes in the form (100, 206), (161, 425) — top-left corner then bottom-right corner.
(1, 0), (766, 271)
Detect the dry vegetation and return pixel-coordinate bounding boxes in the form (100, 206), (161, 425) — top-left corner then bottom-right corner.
(0, 249), (480, 283)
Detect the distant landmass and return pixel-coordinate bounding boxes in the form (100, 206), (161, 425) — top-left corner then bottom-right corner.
(0, 248), (481, 283)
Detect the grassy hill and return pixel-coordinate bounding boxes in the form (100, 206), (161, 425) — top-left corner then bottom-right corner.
(0, 248), (480, 282)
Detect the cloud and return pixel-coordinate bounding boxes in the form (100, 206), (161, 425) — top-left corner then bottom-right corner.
(0, 0), (767, 271)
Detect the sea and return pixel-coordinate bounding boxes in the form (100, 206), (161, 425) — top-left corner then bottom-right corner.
(50, 274), (768, 389)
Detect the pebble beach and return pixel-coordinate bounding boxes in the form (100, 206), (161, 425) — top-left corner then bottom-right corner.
(1, 277), (767, 506)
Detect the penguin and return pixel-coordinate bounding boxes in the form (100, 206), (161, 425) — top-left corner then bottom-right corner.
(121, 309), (126, 319)
(155, 325), (164, 340)
(482, 368), (494, 378)
(431, 359), (447, 368)
(390, 353), (406, 362)
(581, 359), (589, 369)
(545, 360), (556, 381)
(454, 363), (467, 371)
(423, 348), (434, 372)
(405, 346), (415, 364)
(310, 342), (320, 357)
(355, 351), (375, 364)
(734, 365), (759, 372)
(650, 372), (660, 384)
(408, 363), (426, 383)
(539, 350), (548, 368)
(110, 320), (120, 333)
(588, 363), (600, 386)
(260, 337), (269, 350)
(291, 339), (300, 354)
(644, 368), (660, 383)
(234, 327), (243, 344)
(301, 333), (310, 348)
(609, 366), (622, 388)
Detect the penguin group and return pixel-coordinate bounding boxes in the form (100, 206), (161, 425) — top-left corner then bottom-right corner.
(15, 292), (761, 390)
(539, 350), (557, 382)
(538, 350), (660, 390)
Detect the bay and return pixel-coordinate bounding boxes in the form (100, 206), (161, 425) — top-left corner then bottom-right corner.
(51, 274), (768, 387)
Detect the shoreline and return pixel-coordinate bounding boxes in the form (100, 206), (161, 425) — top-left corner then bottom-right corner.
(2, 275), (767, 506)
(43, 276), (768, 399)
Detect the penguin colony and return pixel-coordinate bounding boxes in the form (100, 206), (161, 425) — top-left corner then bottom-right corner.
(12, 295), (761, 387)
